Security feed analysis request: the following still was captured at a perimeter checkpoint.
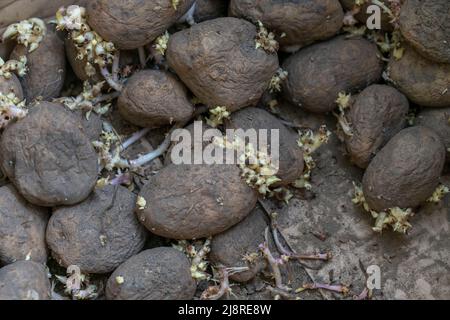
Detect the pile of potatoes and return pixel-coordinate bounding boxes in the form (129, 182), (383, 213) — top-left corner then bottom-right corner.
(0, 0), (449, 300)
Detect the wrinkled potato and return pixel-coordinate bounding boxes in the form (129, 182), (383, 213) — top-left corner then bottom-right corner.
(229, 0), (344, 50)
(363, 126), (446, 211)
(0, 184), (49, 265)
(106, 247), (196, 300)
(194, 0), (229, 22)
(0, 74), (23, 99)
(399, 0), (450, 64)
(340, 0), (393, 31)
(86, 0), (195, 50)
(416, 107), (450, 157)
(0, 102), (98, 207)
(0, 260), (51, 300)
(344, 84), (409, 168)
(282, 36), (383, 113)
(118, 70), (194, 128)
(167, 17), (279, 112)
(137, 163), (258, 239)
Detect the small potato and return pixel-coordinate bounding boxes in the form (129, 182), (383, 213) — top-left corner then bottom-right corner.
(118, 70), (194, 128)
(340, 0), (393, 31)
(0, 261), (51, 300)
(106, 247), (196, 300)
(362, 126), (446, 211)
(0, 102), (98, 207)
(416, 107), (450, 158)
(137, 163), (258, 239)
(65, 38), (102, 83)
(388, 46), (450, 108)
(282, 36), (383, 113)
(344, 84), (409, 168)
(0, 74), (23, 99)
(0, 184), (49, 265)
(167, 17), (279, 112)
(87, 0), (195, 50)
(194, 0), (229, 22)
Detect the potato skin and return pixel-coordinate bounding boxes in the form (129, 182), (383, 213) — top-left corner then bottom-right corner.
(362, 126), (446, 211)
(0, 261), (51, 300)
(194, 0), (229, 22)
(118, 70), (194, 128)
(87, 0), (195, 50)
(229, 0), (344, 50)
(282, 36), (383, 113)
(416, 107), (450, 157)
(388, 46), (450, 108)
(0, 102), (98, 207)
(399, 0), (450, 64)
(0, 185), (49, 265)
(344, 85), (409, 168)
(167, 17), (279, 112)
(106, 247), (196, 300)
(0, 74), (23, 99)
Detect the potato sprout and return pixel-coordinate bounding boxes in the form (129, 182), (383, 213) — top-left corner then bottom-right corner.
(154, 31), (170, 56)
(55, 271), (98, 300)
(206, 106), (230, 128)
(269, 68), (288, 93)
(172, 0), (181, 10)
(92, 126), (129, 172)
(255, 21), (279, 54)
(0, 56), (28, 79)
(2, 18), (47, 53)
(173, 239), (211, 280)
(334, 92), (354, 137)
(427, 185), (449, 203)
(136, 196), (147, 210)
(0, 92), (28, 129)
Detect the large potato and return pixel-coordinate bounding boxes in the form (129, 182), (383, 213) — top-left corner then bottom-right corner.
(282, 36), (383, 113)
(0, 74), (23, 99)
(194, 0), (229, 22)
(416, 108), (450, 158)
(167, 17), (279, 112)
(362, 126), (446, 211)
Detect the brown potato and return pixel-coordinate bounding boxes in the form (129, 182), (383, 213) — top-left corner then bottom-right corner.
(0, 184), (49, 265)
(86, 0), (195, 50)
(65, 38), (102, 83)
(0, 74), (23, 99)
(362, 126), (446, 211)
(0, 260), (51, 300)
(76, 110), (103, 141)
(229, 0), (344, 50)
(118, 70), (194, 128)
(0, 102), (98, 207)
(282, 36), (383, 113)
(194, 0), (229, 22)
(344, 84), (409, 168)
(167, 17), (279, 112)
(340, 0), (393, 31)
(399, 0), (450, 64)
(416, 108), (450, 157)
(106, 247), (196, 300)
(137, 163), (258, 239)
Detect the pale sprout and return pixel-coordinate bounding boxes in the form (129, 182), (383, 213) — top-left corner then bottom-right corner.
(154, 31), (170, 56)
(255, 21), (279, 54)
(2, 18), (47, 53)
(334, 92), (353, 137)
(0, 92), (28, 129)
(173, 239), (211, 280)
(269, 68), (288, 93)
(427, 185), (449, 203)
(206, 106), (230, 128)
(0, 56), (28, 79)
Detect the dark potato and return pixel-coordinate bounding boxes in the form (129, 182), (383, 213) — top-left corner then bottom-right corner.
(0, 184), (48, 265)
(87, 0), (195, 50)
(416, 107), (450, 158)
(399, 0), (450, 64)
(106, 247), (196, 300)
(0, 74), (23, 99)
(167, 17), (279, 112)
(340, 0), (393, 31)
(229, 0), (344, 51)
(194, 0), (229, 22)
(137, 163), (258, 239)
(0, 102), (98, 207)
(282, 36), (383, 113)
(118, 70), (194, 128)
(0, 261), (51, 300)
(363, 126), (446, 211)
(344, 84), (409, 168)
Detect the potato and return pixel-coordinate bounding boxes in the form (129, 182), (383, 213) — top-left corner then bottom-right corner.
(399, 0), (450, 64)
(167, 17), (279, 112)
(86, 0), (195, 50)
(0, 102), (98, 207)
(46, 185), (147, 274)
(0, 184), (49, 265)
(106, 247), (196, 300)
(416, 108), (450, 157)
(194, 0), (229, 22)
(0, 261), (51, 300)
(344, 84), (409, 168)
(362, 126), (446, 211)
(76, 110), (103, 141)
(388, 46), (450, 108)
(118, 70), (194, 128)
(0, 74), (23, 99)
(226, 107), (304, 185)
(282, 36), (383, 113)
(340, 0), (393, 31)
(65, 38), (102, 83)
(229, 0), (344, 50)
(137, 163), (258, 239)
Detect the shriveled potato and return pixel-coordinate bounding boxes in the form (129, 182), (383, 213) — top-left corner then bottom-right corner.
(0, 261), (51, 300)
(226, 107), (304, 184)
(0, 102), (98, 207)
(282, 36), (383, 113)
(118, 70), (194, 128)
(229, 0), (344, 50)
(47, 185), (147, 274)
(194, 0), (229, 22)
(416, 108), (450, 156)
(344, 84), (409, 168)
(106, 247), (196, 300)
(137, 163), (258, 239)
(362, 126), (446, 211)
(167, 17), (279, 112)
(0, 74), (23, 99)
(388, 46), (450, 108)
(340, 0), (393, 31)
(0, 184), (49, 265)
(86, 0), (195, 50)
(399, 0), (450, 64)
